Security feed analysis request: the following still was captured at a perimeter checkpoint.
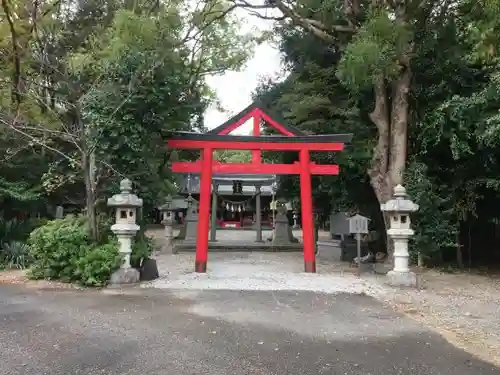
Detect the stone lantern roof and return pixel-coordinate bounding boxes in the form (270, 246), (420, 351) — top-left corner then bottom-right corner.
(380, 185), (419, 213)
(107, 179), (143, 208)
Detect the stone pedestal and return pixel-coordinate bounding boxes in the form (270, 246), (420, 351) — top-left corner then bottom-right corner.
(110, 267), (140, 285)
(287, 224), (299, 243)
(386, 234), (416, 287)
(161, 218), (174, 253)
(184, 202), (199, 240)
(109, 228), (140, 284)
(115, 232), (134, 268)
(273, 207), (293, 245)
(387, 270), (417, 287)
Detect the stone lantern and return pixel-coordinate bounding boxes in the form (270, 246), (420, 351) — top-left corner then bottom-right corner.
(380, 184), (419, 287)
(107, 178), (143, 284)
(159, 194), (174, 252)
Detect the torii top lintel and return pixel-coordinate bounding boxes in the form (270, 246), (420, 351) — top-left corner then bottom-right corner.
(167, 101), (353, 151)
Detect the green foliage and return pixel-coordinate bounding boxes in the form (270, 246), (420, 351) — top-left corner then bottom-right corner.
(74, 242), (122, 287)
(0, 241), (31, 269)
(337, 11), (412, 92)
(28, 216), (89, 282)
(26, 215), (153, 285)
(0, 178), (40, 202)
(1, 0), (255, 234)
(131, 235), (155, 268)
(214, 150), (252, 163)
(253, 0), (500, 267)
(0, 217), (39, 247)
(404, 162), (456, 265)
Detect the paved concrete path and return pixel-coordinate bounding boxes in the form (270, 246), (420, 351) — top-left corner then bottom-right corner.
(0, 285), (497, 375)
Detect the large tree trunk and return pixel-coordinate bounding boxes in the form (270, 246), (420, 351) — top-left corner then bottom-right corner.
(367, 68), (412, 262)
(367, 1), (412, 263)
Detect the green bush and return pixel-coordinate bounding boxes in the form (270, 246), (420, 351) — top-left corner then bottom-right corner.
(74, 242), (122, 287)
(0, 241), (31, 269)
(0, 217), (40, 247)
(28, 216), (89, 281)
(26, 215), (154, 286)
(131, 235), (155, 268)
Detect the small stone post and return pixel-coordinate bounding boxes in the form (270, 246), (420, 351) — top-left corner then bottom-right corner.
(107, 179), (143, 284)
(184, 195), (199, 241)
(210, 184), (218, 242)
(159, 194), (174, 253)
(55, 205), (64, 219)
(255, 184), (263, 242)
(292, 209), (299, 229)
(380, 185), (419, 287)
(272, 199), (292, 245)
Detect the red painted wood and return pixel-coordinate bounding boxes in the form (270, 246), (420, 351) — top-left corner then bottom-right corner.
(252, 111), (261, 163)
(299, 149), (316, 273)
(195, 147), (213, 272)
(257, 108), (295, 136)
(217, 109), (257, 135)
(171, 161), (339, 175)
(167, 139), (345, 152)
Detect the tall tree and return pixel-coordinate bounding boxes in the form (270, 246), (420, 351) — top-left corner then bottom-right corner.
(1, 0), (255, 239)
(232, 0), (455, 204)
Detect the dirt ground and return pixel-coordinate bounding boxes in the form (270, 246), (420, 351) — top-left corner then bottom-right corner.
(382, 269), (500, 367)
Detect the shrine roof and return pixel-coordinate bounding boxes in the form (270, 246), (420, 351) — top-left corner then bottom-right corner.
(168, 131), (353, 144)
(205, 101), (306, 136)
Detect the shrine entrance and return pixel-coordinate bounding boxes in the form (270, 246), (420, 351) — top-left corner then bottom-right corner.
(167, 102), (352, 273)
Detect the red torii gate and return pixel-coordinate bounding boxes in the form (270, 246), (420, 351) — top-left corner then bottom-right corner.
(167, 103), (352, 273)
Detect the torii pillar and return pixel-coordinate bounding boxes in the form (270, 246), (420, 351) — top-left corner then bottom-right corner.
(299, 149), (316, 272)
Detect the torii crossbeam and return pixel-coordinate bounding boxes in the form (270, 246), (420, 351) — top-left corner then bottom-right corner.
(167, 102), (352, 273)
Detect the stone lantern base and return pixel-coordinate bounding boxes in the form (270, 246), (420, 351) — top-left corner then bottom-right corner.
(110, 267), (140, 285)
(386, 270), (417, 287)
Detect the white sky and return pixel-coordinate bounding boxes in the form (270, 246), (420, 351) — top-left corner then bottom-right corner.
(204, 9), (284, 134)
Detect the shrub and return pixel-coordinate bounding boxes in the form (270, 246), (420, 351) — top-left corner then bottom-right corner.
(0, 241), (31, 269)
(0, 217), (39, 247)
(131, 235), (155, 268)
(28, 216), (89, 282)
(26, 214), (154, 286)
(74, 242), (122, 287)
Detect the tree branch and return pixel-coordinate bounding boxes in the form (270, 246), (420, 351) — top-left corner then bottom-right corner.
(0, 113), (80, 165)
(232, 0), (356, 42)
(1, 0), (22, 106)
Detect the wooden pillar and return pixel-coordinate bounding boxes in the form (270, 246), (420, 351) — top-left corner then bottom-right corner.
(299, 149), (316, 273)
(195, 147), (213, 272)
(210, 184), (218, 242)
(252, 112), (261, 163)
(255, 184), (263, 242)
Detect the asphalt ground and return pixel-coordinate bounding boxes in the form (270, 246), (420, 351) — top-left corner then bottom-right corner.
(0, 285), (497, 375)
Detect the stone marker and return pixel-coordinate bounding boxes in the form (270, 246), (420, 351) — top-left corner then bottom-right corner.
(159, 195), (174, 253)
(184, 199), (199, 241)
(55, 205), (64, 219)
(273, 203), (293, 245)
